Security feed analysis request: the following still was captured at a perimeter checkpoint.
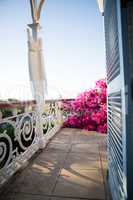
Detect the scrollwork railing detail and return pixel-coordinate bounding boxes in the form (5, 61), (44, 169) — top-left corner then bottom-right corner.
(0, 133), (13, 169)
(42, 101), (63, 136)
(0, 112), (37, 171)
(0, 101), (63, 187)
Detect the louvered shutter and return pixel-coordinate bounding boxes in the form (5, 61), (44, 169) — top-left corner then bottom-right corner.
(104, 0), (127, 199)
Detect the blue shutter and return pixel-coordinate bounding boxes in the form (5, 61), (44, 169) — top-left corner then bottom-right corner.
(104, 0), (127, 199)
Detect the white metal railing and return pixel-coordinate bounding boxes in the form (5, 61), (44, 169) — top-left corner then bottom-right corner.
(42, 101), (63, 140)
(0, 100), (63, 188)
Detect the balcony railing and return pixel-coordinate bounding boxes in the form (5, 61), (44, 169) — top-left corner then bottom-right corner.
(0, 100), (63, 188)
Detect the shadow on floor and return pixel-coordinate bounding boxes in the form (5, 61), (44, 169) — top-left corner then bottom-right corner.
(1, 128), (109, 200)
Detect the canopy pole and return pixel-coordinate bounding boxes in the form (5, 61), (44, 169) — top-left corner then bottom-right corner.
(28, 0), (46, 149)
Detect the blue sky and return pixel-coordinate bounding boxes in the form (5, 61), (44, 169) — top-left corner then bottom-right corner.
(0, 0), (105, 100)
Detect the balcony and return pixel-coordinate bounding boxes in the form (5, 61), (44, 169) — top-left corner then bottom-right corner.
(0, 100), (109, 200)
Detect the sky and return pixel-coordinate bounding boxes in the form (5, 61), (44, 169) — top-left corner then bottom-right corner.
(0, 0), (105, 100)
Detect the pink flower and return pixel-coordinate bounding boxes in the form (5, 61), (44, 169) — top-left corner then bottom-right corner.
(97, 124), (107, 133)
(62, 79), (107, 134)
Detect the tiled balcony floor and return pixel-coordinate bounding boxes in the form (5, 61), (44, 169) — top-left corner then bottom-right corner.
(1, 128), (108, 200)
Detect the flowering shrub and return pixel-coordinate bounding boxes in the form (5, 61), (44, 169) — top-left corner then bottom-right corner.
(61, 79), (107, 133)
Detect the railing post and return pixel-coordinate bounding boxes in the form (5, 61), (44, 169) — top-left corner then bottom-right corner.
(0, 110), (2, 119)
(36, 102), (46, 149)
(12, 108), (18, 116)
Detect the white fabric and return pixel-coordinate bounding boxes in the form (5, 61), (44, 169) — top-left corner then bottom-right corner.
(97, 0), (104, 13)
(27, 28), (47, 107)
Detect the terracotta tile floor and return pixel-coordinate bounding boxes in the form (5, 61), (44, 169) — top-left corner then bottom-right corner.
(1, 128), (109, 200)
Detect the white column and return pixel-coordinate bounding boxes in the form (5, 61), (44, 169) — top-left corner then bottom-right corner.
(28, 0), (46, 149)
(27, 26), (46, 149)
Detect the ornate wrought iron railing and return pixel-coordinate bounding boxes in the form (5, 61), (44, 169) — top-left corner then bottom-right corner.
(0, 100), (63, 188)
(42, 100), (63, 139)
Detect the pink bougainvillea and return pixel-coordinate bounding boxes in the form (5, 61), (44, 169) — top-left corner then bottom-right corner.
(61, 79), (107, 133)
